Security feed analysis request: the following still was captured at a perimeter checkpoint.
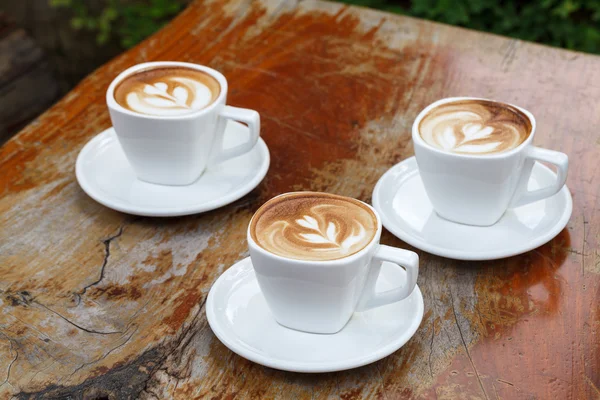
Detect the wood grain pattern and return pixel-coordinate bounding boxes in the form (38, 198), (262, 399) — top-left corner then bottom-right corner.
(1, 0), (599, 398)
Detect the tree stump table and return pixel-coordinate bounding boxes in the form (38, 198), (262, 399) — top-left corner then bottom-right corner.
(1, 0), (599, 398)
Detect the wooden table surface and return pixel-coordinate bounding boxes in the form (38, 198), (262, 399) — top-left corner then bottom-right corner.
(1, 0), (599, 398)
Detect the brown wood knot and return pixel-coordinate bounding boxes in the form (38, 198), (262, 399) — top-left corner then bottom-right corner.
(4, 290), (33, 307)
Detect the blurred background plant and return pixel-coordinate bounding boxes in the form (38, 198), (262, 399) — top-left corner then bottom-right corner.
(0, 0), (189, 142)
(49, 0), (185, 49)
(340, 0), (600, 54)
(44, 0), (600, 55)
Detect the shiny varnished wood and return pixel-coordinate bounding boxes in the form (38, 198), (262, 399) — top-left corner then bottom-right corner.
(1, 0), (598, 398)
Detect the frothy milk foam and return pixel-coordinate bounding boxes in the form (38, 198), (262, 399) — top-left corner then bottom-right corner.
(114, 67), (220, 116)
(250, 192), (378, 261)
(418, 99), (532, 155)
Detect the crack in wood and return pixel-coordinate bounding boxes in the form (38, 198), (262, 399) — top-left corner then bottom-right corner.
(426, 279), (454, 362)
(473, 304), (487, 335)
(0, 336), (18, 388)
(15, 347), (163, 399)
(6, 311), (52, 342)
(1, 319), (66, 370)
(80, 226), (124, 297)
(32, 300), (122, 335)
(448, 290), (489, 400)
(123, 299), (151, 333)
(26, 360), (57, 388)
(428, 324), (435, 378)
(66, 327), (138, 382)
(492, 382), (500, 400)
(501, 39), (519, 72)
(585, 374), (600, 396)
(138, 295), (208, 398)
(496, 378), (514, 386)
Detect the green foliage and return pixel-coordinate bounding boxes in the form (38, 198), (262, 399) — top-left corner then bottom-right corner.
(49, 0), (185, 48)
(338, 0), (600, 54)
(49, 0), (600, 53)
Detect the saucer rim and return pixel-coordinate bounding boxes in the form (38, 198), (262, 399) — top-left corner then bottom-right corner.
(372, 156), (573, 261)
(75, 126), (270, 217)
(206, 257), (425, 373)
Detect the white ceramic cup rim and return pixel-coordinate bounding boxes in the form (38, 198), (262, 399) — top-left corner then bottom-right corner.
(247, 192), (384, 266)
(412, 96), (537, 159)
(106, 61), (228, 120)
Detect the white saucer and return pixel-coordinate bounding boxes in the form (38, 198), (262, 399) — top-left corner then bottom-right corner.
(76, 122), (270, 216)
(372, 157), (572, 261)
(206, 257), (424, 373)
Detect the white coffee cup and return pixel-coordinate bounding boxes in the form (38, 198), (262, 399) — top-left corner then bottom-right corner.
(247, 193), (419, 334)
(106, 62), (260, 186)
(413, 97), (568, 226)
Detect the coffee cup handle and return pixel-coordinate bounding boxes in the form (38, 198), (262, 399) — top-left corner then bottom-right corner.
(356, 245), (419, 312)
(510, 146), (569, 208)
(209, 106), (260, 166)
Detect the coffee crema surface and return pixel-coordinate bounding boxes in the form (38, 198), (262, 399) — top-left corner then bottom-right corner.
(250, 192), (378, 261)
(114, 67), (220, 116)
(418, 99), (532, 155)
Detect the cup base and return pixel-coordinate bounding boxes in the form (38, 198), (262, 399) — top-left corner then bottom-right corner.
(75, 125), (270, 216)
(135, 172), (203, 187)
(372, 156), (573, 260)
(433, 210), (503, 227)
(206, 257), (424, 372)
(273, 319), (347, 335)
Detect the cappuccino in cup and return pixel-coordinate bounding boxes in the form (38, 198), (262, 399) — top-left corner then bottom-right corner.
(413, 97), (568, 226)
(248, 192), (419, 334)
(107, 62), (260, 186)
(114, 67), (221, 116)
(250, 192), (378, 261)
(418, 99), (532, 155)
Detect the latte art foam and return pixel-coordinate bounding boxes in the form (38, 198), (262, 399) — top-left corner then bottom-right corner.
(418, 99), (531, 155)
(250, 192), (378, 261)
(114, 67), (220, 116)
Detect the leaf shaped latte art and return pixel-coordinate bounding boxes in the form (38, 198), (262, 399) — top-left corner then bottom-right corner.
(295, 216), (367, 254)
(252, 197), (378, 261)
